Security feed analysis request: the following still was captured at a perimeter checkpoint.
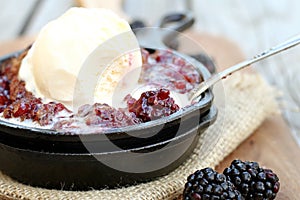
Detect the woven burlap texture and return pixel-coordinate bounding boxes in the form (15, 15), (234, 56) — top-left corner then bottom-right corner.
(0, 72), (278, 200)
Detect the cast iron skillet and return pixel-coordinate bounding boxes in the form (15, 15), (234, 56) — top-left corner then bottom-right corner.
(0, 48), (214, 152)
(0, 49), (214, 154)
(0, 12), (214, 154)
(0, 12), (217, 190)
(0, 51), (216, 189)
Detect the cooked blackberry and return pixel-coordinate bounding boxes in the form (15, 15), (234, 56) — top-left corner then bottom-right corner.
(127, 88), (179, 122)
(223, 160), (280, 200)
(183, 168), (243, 200)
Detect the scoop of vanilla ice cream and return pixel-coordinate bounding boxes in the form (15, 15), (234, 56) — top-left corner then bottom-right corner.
(19, 7), (142, 111)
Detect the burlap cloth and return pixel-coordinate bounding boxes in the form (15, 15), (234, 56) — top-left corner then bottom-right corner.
(0, 72), (278, 200)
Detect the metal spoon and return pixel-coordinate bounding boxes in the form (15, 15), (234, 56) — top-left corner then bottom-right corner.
(189, 34), (300, 102)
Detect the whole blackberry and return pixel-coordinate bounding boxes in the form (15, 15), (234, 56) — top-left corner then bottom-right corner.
(183, 168), (243, 200)
(223, 160), (280, 200)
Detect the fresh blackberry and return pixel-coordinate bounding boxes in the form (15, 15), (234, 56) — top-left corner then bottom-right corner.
(223, 160), (280, 200)
(183, 168), (243, 200)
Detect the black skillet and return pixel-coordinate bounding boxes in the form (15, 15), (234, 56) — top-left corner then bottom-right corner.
(0, 12), (217, 190)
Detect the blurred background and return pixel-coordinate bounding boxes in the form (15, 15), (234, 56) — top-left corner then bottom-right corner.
(0, 0), (299, 145)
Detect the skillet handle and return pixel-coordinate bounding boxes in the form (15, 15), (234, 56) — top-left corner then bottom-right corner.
(158, 12), (195, 33)
(134, 12), (195, 50)
(159, 12), (194, 50)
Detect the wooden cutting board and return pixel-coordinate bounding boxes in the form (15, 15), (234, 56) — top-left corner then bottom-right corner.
(0, 33), (299, 200)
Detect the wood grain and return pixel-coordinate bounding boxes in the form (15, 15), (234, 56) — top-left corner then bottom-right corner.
(0, 34), (299, 200)
(0, 36), (35, 56)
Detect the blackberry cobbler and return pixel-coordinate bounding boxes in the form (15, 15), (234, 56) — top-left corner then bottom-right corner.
(0, 48), (202, 132)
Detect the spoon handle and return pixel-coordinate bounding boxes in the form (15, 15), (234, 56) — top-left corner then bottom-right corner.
(190, 34), (300, 101)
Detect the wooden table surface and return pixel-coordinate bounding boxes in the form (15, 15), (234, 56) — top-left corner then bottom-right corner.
(0, 33), (299, 199)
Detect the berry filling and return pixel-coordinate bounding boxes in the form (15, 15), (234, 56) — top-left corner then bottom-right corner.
(0, 48), (202, 131)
